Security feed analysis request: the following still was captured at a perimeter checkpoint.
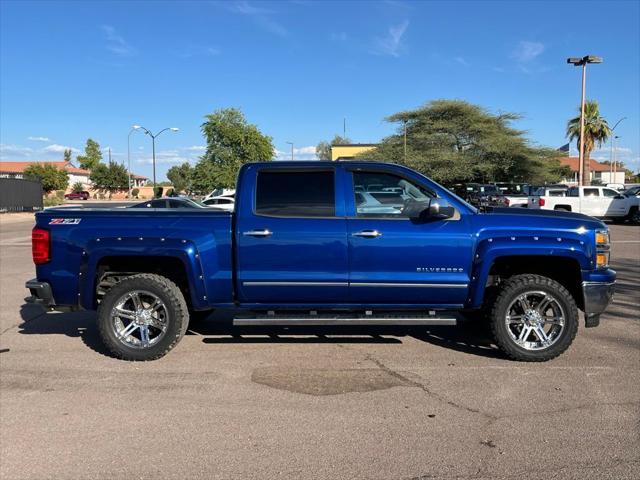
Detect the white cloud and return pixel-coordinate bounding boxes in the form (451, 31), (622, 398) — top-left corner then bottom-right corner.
(371, 20), (409, 57)
(223, 1), (288, 37)
(330, 32), (348, 42)
(101, 25), (136, 56)
(0, 144), (34, 159)
(511, 41), (544, 63)
(43, 144), (79, 154)
(454, 56), (470, 67)
(186, 145), (206, 151)
(136, 149), (193, 165)
(27, 136), (50, 142)
(274, 145), (318, 160)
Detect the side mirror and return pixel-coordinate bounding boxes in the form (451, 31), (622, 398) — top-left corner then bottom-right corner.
(614, 195), (625, 199)
(404, 199), (454, 222)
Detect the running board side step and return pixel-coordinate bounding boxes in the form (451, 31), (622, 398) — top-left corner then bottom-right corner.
(233, 312), (458, 326)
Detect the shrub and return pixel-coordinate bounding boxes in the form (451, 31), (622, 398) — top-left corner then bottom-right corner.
(72, 182), (84, 193)
(55, 190), (65, 200)
(131, 188), (139, 198)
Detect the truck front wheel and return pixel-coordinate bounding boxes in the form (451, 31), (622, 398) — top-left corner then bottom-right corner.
(97, 273), (189, 361)
(490, 274), (578, 361)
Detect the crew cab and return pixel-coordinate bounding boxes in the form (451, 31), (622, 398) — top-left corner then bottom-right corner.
(26, 162), (616, 362)
(529, 185), (640, 223)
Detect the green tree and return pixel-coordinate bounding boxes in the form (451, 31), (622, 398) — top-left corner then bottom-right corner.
(76, 139), (103, 171)
(166, 162), (193, 193)
(24, 163), (69, 193)
(89, 162), (128, 198)
(316, 135), (351, 160)
(193, 108), (274, 191)
(566, 100), (611, 186)
(360, 100), (563, 185)
(64, 149), (72, 163)
(71, 181), (84, 193)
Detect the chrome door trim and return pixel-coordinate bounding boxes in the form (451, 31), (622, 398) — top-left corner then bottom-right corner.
(243, 281), (348, 287)
(350, 282), (468, 288)
(352, 230), (382, 238)
(243, 281), (468, 288)
(243, 229), (273, 237)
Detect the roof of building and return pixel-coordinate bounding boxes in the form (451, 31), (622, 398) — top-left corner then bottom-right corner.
(332, 143), (379, 147)
(558, 157), (611, 172)
(0, 161), (90, 175)
(0, 160), (147, 179)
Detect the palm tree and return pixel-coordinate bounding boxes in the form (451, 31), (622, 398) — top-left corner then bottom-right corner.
(566, 100), (611, 185)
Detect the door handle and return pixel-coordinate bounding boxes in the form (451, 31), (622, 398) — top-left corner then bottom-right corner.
(352, 229), (382, 238)
(243, 229), (273, 237)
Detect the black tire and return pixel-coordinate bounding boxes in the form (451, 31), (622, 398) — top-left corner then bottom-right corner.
(97, 273), (189, 361)
(627, 207), (640, 225)
(554, 206), (571, 212)
(490, 274), (578, 362)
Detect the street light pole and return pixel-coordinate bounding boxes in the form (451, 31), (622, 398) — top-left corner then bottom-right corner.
(403, 119), (408, 162)
(567, 55), (603, 186)
(286, 142), (294, 161)
(613, 135), (621, 180)
(608, 118), (626, 184)
(127, 125), (141, 198)
(136, 126), (179, 189)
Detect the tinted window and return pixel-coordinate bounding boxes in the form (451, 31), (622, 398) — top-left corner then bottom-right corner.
(603, 189), (618, 198)
(352, 171), (434, 217)
(256, 171), (335, 217)
(584, 188), (599, 197)
(567, 187), (579, 197)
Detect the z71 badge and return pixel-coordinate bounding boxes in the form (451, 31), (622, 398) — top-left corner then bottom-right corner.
(49, 218), (81, 225)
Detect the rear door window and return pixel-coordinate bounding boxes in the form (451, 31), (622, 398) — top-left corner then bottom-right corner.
(584, 188), (600, 197)
(255, 170), (335, 217)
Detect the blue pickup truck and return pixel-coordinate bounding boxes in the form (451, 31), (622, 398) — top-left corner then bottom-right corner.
(26, 161), (615, 362)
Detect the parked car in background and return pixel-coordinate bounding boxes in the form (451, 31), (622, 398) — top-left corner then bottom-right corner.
(452, 183), (503, 209)
(203, 188), (235, 202)
(64, 191), (90, 200)
(131, 198), (208, 209)
(622, 185), (640, 197)
(496, 183), (530, 208)
(201, 194), (235, 211)
(529, 185), (640, 223)
(605, 183), (626, 192)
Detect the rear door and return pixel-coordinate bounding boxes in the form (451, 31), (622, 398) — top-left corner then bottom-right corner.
(602, 188), (627, 217)
(345, 168), (472, 307)
(235, 166), (349, 304)
(581, 187), (603, 216)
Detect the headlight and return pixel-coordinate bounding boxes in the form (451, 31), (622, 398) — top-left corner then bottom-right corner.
(595, 229), (610, 268)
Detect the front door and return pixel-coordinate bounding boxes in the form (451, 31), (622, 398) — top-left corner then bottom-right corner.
(346, 170), (472, 307)
(235, 167), (349, 304)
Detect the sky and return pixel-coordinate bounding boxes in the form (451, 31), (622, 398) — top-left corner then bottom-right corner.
(1, 0), (639, 181)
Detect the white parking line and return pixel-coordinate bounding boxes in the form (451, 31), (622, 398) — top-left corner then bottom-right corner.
(612, 241), (640, 244)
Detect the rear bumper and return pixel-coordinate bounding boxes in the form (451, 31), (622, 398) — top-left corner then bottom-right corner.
(582, 281), (615, 328)
(25, 279), (55, 307)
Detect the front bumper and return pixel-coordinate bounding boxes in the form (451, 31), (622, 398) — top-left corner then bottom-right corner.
(582, 281), (615, 328)
(25, 279), (55, 307)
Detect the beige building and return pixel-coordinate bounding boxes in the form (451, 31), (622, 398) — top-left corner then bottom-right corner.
(331, 143), (377, 161)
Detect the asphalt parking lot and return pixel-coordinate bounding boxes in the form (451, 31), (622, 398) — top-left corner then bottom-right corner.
(1, 215), (638, 480)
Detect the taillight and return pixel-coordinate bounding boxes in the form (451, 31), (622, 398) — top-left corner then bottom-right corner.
(504, 198), (510, 206)
(32, 227), (50, 265)
(538, 198), (545, 207)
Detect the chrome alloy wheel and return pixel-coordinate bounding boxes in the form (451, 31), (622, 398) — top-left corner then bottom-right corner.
(505, 291), (565, 351)
(111, 290), (169, 349)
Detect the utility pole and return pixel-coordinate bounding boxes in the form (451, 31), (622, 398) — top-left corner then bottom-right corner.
(127, 126), (141, 198)
(609, 118), (626, 184)
(343, 117), (346, 139)
(286, 142), (294, 161)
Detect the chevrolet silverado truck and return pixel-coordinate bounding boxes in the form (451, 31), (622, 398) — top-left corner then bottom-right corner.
(26, 161), (616, 362)
(529, 185), (640, 223)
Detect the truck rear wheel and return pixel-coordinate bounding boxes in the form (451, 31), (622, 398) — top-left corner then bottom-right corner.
(627, 207), (640, 224)
(97, 274), (189, 361)
(490, 274), (578, 362)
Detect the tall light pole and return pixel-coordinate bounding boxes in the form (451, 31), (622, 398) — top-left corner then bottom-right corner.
(127, 125), (141, 198)
(286, 141), (294, 161)
(609, 117), (626, 183)
(136, 126), (179, 189)
(612, 135), (621, 180)
(567, 55), (603, 186)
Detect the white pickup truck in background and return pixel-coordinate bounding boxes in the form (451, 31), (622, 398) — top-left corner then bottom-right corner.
(528, 186), (640, 223)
